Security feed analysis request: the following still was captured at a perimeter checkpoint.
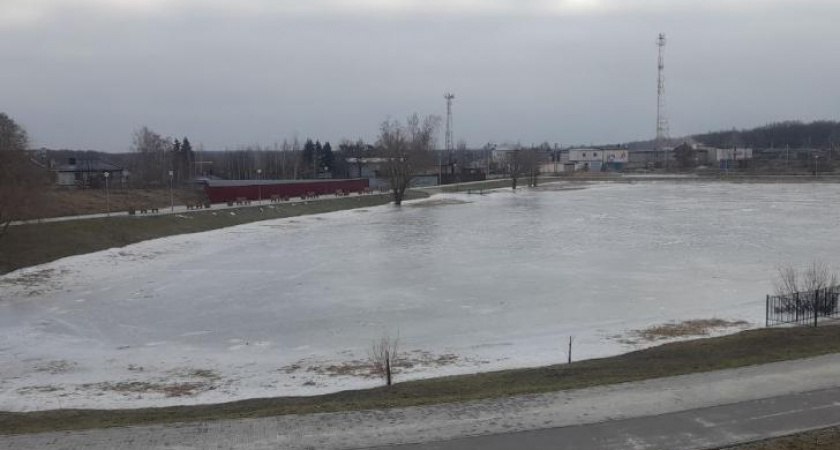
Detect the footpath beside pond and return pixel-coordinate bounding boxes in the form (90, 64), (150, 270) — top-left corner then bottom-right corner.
(0, 191), (428, 275)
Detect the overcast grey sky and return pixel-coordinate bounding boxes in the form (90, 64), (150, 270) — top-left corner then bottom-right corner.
(1, 0), (839, 151)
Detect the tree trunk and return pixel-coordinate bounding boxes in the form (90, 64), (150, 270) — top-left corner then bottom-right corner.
(392, 186), (405, 205)
(385, 355), (392, 386)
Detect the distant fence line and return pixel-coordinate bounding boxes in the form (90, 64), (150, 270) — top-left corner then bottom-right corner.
(766, 285), (840, 327)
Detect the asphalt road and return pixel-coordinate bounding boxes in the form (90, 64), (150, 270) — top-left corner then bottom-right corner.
(374, 388), (840, 450)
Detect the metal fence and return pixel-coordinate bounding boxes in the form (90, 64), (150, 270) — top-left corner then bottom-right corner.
(766, 285), (840, 326)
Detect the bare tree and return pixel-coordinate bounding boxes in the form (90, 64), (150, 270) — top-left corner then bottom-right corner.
(131, 126), (173, 187)
(774, 260), (838, 297)
(369, 332), (400, 386)
(505, 147), (524, 190)
(0, 113), (43, 239)
(523, 147), (542, 187)
(773, 260), (839, 316)
(377, 113), (440, 205)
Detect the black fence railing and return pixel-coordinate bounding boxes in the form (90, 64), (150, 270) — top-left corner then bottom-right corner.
(766, 285), (840, 326)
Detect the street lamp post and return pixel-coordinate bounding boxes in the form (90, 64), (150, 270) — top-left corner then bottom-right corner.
(454, 163), (459, 191)
(103, 171), (110, 217)
(168, 170), (174, 212)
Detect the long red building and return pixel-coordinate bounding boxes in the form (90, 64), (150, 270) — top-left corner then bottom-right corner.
(203, 179), (370, 203)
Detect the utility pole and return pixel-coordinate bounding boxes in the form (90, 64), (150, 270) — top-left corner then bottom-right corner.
(104, 171), (110, 217)
(655, 33), (669, 169)
(168, 170), (174, 212)
(445, 93), (455, 175)
(786, 144), (790, 173)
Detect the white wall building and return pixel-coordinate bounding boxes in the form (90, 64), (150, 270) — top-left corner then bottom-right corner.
(567, 148), (629, 171)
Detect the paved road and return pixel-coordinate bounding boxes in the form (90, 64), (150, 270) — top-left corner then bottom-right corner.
(375, 388), (840, 450)
(4, 354), (840, 450)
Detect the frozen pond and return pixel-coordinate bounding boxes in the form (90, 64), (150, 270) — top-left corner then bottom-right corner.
(1, 181), (839, 410)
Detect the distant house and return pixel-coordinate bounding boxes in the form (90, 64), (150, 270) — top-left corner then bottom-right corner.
(54, 158), (124, 188)
(672, 143), (753, 170)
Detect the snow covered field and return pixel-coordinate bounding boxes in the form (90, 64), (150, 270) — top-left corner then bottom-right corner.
(1, 181), (838, 411)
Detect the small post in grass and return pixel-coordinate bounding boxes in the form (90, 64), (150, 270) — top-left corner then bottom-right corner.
(567, 336), (573, 364)
(766, 294), (770, 328)
(815, 289), (820, 328)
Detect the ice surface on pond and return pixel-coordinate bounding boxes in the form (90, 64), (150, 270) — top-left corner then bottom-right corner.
(1, 181), (838, 410)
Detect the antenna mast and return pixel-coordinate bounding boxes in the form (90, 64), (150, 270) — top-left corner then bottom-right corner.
(656, 33), (669, 167)
(444, 92), (455, 174)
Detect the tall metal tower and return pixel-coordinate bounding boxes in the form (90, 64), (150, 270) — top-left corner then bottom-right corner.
(444, 93), (455, 173)
(655, 33), (669, 165)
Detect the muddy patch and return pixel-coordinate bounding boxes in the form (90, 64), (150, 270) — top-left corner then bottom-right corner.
(0, 268), (70, 297)
(17, 385), (64, 395)
(110, 249), (168, 262)
(408, 198), (472, 208)
(34, 360), (78, 375)
(280, 350), (487, 381)
(80, 367), (224, 398)
(85, 381), (211, 398)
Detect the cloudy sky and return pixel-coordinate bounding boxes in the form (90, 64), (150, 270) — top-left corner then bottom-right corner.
(1, 0), (839, 151)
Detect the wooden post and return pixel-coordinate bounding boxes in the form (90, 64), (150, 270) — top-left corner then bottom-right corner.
(766, 294), (770, 327)
(815, 289), (820, 327)
(568, 336), (573, 364)
(385, 355), (392, 386)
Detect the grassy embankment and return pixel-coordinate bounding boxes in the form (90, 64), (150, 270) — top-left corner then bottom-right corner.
(23, 188), (205, 220)
(0, 192), (427, 275)
(4, 325), (840, 434)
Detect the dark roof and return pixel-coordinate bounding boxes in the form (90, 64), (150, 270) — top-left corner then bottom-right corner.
(55, 160), (123, 172)
(205, 179), (362, 188)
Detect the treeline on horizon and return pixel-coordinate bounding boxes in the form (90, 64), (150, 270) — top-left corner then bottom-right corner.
(692, 120), (840, 149)
(35, 119), (840, 169)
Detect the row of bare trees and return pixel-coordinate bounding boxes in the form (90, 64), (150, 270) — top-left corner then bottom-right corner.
(132, 112), (547, 201)
(130, 127), (194, 187)
(772, 261), (839, 320)
(0, 113), (45, 240)
(774, 261), (838, 298)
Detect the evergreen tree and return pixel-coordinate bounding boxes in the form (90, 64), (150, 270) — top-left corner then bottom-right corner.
(172, 139), (181, 183)
(302, 139), (316, 178)
(181, 137), (194, 182)
(314, 141), (323, 174)
(321, 141), (335, 174)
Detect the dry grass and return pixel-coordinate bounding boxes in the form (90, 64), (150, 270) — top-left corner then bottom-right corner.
(280, 350), (468, 379)
(632, 319), (750, 341)
(85, 381), (211, 398)
(23, 188), (205, 220)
